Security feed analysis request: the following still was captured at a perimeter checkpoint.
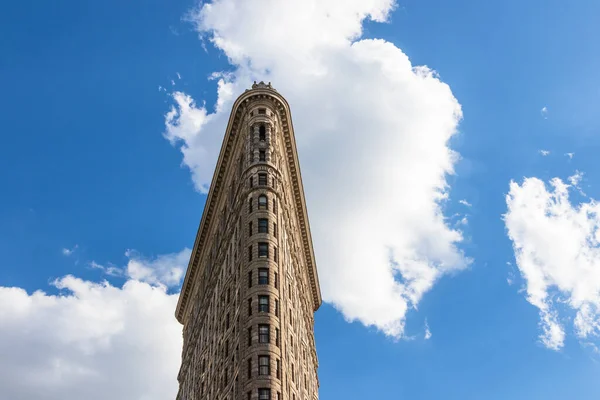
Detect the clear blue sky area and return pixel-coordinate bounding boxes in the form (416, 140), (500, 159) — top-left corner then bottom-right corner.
(1, 0), (600, 399)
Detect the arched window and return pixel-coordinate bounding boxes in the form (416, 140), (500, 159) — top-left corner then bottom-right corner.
(258, 195), (268, 210)
(259, 125), (266, 142)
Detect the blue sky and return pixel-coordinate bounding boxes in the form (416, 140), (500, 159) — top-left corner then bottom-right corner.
(1, 0), (600, 399)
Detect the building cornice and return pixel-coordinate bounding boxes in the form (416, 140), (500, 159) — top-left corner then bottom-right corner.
(175, 85), (322, 324)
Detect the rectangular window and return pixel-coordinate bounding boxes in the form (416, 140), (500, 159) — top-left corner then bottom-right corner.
(247, 359), (252, 379)
(273, 199), (277, 214)
(259, 324), (270, 343)
(258, 295), (269, 313)
(249, 176), (254, 187)
(248, 298), (252, 316)
(249, 221), (253, 236)
(258, 173), (267, 186)
(248, 271), (253, 288)
(248, 327), (252, 346)
(258, 268), (269, 285)
(276, 359), (281, 379)
(275, 328), (280, 347)
(273, 223), (277, 237)
(258, 243), (268, 258)
(258, 218), (268, 234)
(259, 356), (270, 376)
(274, 272), (278, 289)
(274, 247), (278, 262)
(259, 150), (266, 162)
(258, 389), (271, 400)
(248, 198), (253, 213)
(248, 245), (253, 261)
(275, 300), (279, 317)
(258, 108), (266, 115)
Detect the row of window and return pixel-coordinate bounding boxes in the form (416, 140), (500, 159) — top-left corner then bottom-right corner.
(247, 324), (281, 347)
(247, 388), (279, 400)
(248, 268), (278, 288)
(248, 194), (278, 214)
(249, 218), (277, 236)
(249, 173), (277, 189)
(247, 295), (278, 315)
(248, 243), (278, 262)
(247, 355), (281, 379)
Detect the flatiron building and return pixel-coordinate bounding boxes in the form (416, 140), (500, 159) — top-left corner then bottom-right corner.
(175, 82), (322, 400)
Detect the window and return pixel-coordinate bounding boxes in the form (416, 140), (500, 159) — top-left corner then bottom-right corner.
(273, 223), (277, 237)
(258, 173), (267, 186)
(273, 199), (278, 214)
(259, 150), (266, 162)
(248, 392), (251, 400)
(258, 195), (268, 210)
(258, 295), (269, 312)
(259, 324), (270, 343)
(248, 245), (253, 261)
(276, 359), (281, 379)
(258, 389), (271, 400)
(248, 271), (253, 288)
(249, 221), (253, 236)
(258, 268), (269, 285)
(275, 300), (279, 317)
(259, 356), (270, 376)
(249, 176), (254, 187)
(258, 109), (266, 115)
(258, 243), (268, 258)
(275, 328), (280, 347)
(248, 198), (253, 213)
(248, 298), (252, 316)
(247, 359), (252, 379)
(258, 218), (268, 233)
(259, 126), (266, 141)
(274, 272), (278, 288)
(248, 327), (252, 346)
(274, 247), (278, 262)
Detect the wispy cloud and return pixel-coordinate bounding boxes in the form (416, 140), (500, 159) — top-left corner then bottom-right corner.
(541, 106), (548, 119)
(539, 150), (550, 156)
(565, 152), (575, 160)
(424, 319), (432, 340)
(61, 245), (78, 256)
(459, 199), (472, 207)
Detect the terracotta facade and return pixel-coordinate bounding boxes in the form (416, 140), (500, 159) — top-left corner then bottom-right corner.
(175, 82), (321, 400)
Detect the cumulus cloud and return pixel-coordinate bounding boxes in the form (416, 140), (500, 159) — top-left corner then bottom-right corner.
(539, 149), (550, 156)
(504, 176), (600, 350)
(89, 249), (191, 288)
(165, 0), (468, 337)
(0, 273), (182, 400)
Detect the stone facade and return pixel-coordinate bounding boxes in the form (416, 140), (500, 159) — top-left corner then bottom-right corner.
(175, 82), (322, 400)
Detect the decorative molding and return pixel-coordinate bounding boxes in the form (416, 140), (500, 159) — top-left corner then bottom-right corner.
(175, 85), (322, 324)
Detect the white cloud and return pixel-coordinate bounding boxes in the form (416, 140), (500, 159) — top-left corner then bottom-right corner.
(424, 319), (432, 340)
(124, 248), (191, 288)
(89, 249), (191, 288)
(565, 152), (575, 160)
(505, 176), (600, 350)
(539, 149), (550, 156)
(176, 72), (182, 80)
(568, 170), (584, 188)
(0, 273), (182, 400)
(166, 0), (469, 337)
(541, 106), (548, 119)
(459, 199), (472, 207)
(62, 245), (78, 256)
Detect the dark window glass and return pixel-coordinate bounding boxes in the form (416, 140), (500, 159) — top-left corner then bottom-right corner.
(248, 198), (253, 213)
(259, 150), (266, 161)
(249, 176), (254, 187)
(259, 324), (270, 343)
(276, 359), (281, 379)
(258, 173), (267, 186)
(247, 359), (252, 379)
(259, 356), (270, 376)
(248, 298), (252, 316)
(258, 295), (269, 312)
(273, 223), (277, 237)
(275, 328), (280, 347)
(249, 221), (253, 236)
(258, 109), (266, 115)
(258, 218), (268, 233)
(258, 268), (269, 285)
(258, 195), (268, 210)
(258, 243), (268, 258)
(248, 327), (252, 346)
(248, 245), (253, 261)
(258, 389), (271, 400)
(248, 271), (253, 288)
